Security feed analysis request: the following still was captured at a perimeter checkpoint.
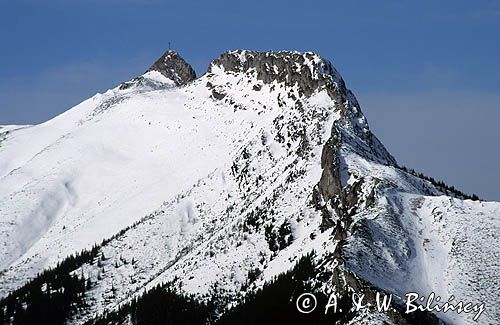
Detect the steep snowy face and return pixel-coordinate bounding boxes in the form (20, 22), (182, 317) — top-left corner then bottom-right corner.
(207, 50), (395, 164)
(0, 50), (351, 297)
(0, 50), (498, 325)
(203, 51), (499, 324)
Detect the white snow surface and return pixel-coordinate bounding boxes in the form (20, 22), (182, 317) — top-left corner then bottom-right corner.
(0, 51), (498, 324)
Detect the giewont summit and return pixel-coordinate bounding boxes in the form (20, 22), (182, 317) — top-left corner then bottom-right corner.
(146, 49), (347, 94)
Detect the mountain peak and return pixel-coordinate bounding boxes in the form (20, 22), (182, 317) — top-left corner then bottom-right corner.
(1, 47), (497, 325)
(208, 50), (347, 98)
(146, 50), (196, 86)
(205, 50), (395, 166)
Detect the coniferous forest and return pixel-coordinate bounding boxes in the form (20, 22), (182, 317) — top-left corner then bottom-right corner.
(90, 253), (356, 325)
(0, 250), (355, 324)
(0, 245), (99, 324)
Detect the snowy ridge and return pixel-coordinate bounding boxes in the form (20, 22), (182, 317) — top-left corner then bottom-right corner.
(0, 50), (498, 324)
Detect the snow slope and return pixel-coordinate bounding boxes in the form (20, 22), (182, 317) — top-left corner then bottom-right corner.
(0, 50), (498, 324)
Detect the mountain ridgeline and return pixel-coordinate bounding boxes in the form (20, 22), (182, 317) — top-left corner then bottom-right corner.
(0, 50), (497, 324)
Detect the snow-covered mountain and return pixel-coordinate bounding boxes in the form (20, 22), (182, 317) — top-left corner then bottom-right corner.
(0, 50), (498, 324)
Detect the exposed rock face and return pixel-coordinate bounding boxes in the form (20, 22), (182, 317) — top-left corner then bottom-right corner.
(209, 50), (346, 100)
(207, 50), (397, 236)
(146, 50), (196, 86)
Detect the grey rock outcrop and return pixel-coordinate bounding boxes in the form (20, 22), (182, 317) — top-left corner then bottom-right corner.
(146, 50), (196, 86)
(208, 50), (347, 100)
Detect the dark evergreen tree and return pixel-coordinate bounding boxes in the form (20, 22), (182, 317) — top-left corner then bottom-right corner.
(0, 245), (100, 324)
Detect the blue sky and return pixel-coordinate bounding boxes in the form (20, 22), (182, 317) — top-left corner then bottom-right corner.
(1, 0), (499, 200)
